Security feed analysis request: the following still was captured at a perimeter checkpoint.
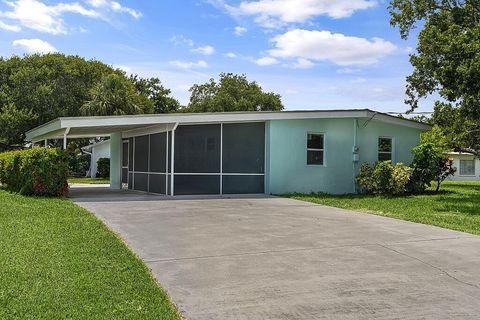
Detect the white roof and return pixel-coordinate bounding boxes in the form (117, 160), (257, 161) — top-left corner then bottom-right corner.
(447, 151), (475, 156)
(25, 109), (431, 142)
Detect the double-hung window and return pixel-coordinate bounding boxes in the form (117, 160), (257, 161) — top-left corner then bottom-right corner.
(307, 133), (324, 165)
(378, 137), (393, 161)
(459, 159), (475, 176)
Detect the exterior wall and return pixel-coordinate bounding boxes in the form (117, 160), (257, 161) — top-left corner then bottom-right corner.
(267, 118), (423, 195)
(448, 154), (480, 181)
(267, 118), (356, 195)
(90, 141), (111, 178)
(356, 119), (421, 166)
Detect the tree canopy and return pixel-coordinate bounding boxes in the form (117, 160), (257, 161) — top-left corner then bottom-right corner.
(389, 0), (480, 155)
(185, 73), (283, 112)
(81, 73), (153, 116)
(0, 53), (178, 151)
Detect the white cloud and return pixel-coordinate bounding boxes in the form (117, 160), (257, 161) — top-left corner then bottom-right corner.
(86, 0), (142, 19)
(234, 26), (247, 36)
(169, 60), (208, 69)
(268, 29), (397, 66)
(170, 35), (195, 47)
(351, 77), (367, 83)
(0, 0), (141, 35)
(336, 67), (360, 74)
(191, 45), (215, 55)
(224, 0), (377, 28)
(292, 58), (315, 69)
(0, 0), (99, 34)
(0, 20), (21, 31)
(254, 56), (279, 66)
(13, 38), (57, 53)
(225, 52), (237, 58)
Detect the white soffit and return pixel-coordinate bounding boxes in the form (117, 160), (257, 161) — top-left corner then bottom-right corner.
(25, 109), (431, 142)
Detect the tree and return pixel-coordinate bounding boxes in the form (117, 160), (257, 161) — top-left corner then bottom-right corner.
(389, 0), (480, 156)
(420, 125), (449, 152)
(409, 142), (455, 193)
(130, 75), (180, 113)
(81, 74), (153, 116)
(0, 103), (37, 150)
(0, 54), (176, 151)
(185, 73), (283, 112)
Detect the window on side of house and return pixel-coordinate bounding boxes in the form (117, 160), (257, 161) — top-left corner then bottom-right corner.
(459, 159), (475, 176)
(307, 133), (324, 165)
(378, 137), (393, 161)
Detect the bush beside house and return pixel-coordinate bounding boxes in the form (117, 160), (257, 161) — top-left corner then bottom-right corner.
(0, 147), (69, 196)
(356, 141), (456, 195)
(96, 158), (110, 179)
(356, 161), (412, 195)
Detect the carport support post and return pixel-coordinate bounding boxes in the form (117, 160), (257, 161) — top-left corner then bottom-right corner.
(110, 132), (122, 190)
(170, 122), (179, 196)
(63, 128), (70, 150)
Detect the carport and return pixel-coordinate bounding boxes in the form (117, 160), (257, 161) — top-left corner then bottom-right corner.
(25, 112), (268, 196)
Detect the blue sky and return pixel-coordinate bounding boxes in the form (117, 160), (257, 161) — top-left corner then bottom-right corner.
(0, 0), (432, 113)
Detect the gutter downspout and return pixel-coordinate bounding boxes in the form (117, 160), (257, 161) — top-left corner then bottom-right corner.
(353, 119), (359, 193)
(170, 122), (179, 196)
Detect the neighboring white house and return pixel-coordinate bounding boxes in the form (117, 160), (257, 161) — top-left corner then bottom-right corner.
(447, 152), (480, 181)
(82, 140), (111, 178)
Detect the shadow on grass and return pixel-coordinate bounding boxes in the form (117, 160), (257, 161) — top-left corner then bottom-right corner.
(284, 189), (455, 200)
(444, 183), (480, 192)
(433, 194), (480, 216)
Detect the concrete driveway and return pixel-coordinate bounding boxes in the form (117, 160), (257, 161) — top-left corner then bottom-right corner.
(72, 187), (480, 320)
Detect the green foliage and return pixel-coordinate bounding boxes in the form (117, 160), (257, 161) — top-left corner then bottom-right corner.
(0, 103), (37, 150)
(65, 142), (89, 177)
(0, 147), (68, 196)
(0, 54), (177, 151)
(356, 161), (413, 195)
(409, 142), (456, 193)
(388, 0), (480, 156)
(69, 153), (90, 177)
(186, 73), (283, 112)
(81, 73), (154, 116)
(420, 125), (449, 152)
(96, 157), (110, 179)
(130, 75), (180, 113)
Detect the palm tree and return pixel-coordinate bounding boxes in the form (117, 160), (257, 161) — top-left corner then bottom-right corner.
(81, 74), (144, 116)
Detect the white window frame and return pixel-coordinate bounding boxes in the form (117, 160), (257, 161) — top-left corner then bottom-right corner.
(459, 159), (475, 176)
(306, 132), (325, 166)
(378, 136), (394, 162)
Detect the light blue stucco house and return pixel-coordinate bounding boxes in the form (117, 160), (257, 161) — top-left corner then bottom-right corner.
(25, 109), (430, 195)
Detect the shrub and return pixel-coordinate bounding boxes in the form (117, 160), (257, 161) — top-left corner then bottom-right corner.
(356, 161), (412, 195)
(409, 142), (456, 193)
(69, 153), (91, 177)
(96, 158), (110, 179)
(0, 147), (68, 196)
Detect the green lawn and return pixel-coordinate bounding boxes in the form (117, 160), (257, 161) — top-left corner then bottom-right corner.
(285, 181), (480, 236)
(68, 177), (110, 184)
(0, 189), (181, 320)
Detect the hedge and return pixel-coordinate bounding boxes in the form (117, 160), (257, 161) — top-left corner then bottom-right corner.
(96, 157), (110, 179)
(0, 147), (69, 196)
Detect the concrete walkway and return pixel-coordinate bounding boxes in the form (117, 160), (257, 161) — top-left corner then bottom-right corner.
(71, 187), (480, 320)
